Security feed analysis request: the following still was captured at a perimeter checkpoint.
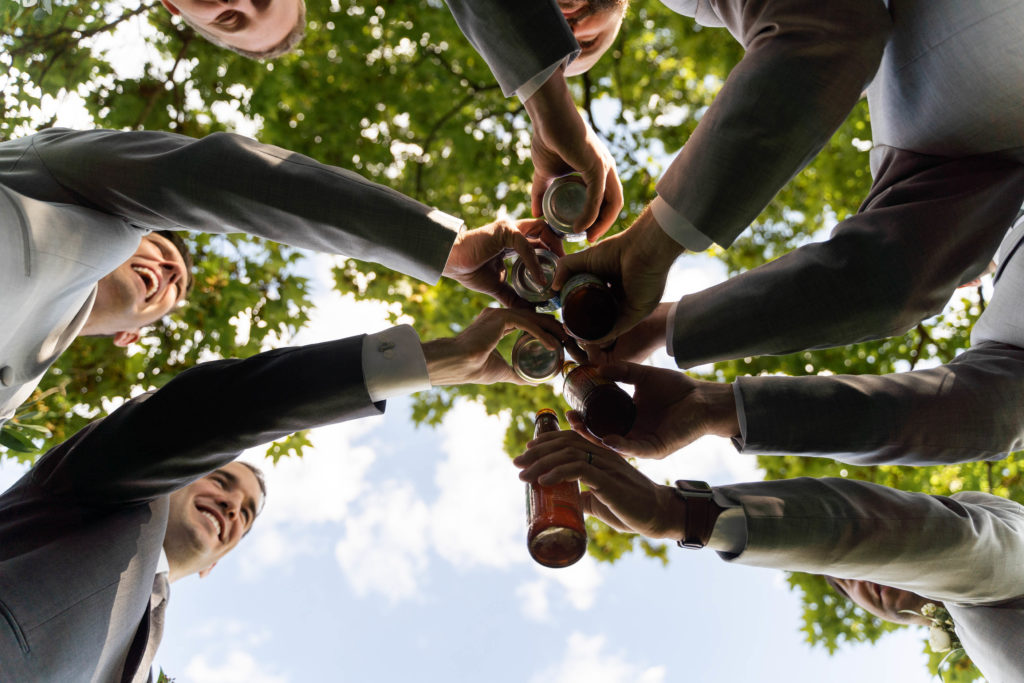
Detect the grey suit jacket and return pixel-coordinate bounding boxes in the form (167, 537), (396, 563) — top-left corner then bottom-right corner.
(714, 477), (1024, 682)
(0, 335), (383, 682)
(446, 0), (1024, 367)
(733, 214), (1024, 465)
(0, 128), (461, 425)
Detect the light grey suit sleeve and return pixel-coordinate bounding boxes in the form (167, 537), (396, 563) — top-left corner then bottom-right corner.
(672, 149), (1024, 367)
(713, 478), (1024, 607)
(733, 342), (1024, 465)
(655, 0), (891, 246)
(444, 0), (579, 96)
(723, 210), (1024, 466)
(0, 128), (461, 284)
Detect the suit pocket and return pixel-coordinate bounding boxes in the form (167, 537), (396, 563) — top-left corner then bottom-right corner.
(0, 597), (29, 653)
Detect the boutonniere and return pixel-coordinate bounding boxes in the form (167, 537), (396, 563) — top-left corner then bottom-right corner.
(901, 603), (965, 681)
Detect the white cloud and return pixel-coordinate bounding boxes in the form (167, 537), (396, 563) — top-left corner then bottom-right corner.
(184, 650), (287, 683)
(186, 618), (272, 650)
(530, 632), (666, 683)
(242, 419), (379, 526)
(333, 481), (431, 601)
(635, 434), (763, 487)
(0, 459), (29, 495)
(429, 402), (525, 568)
(516, 559), (604, 621)
(516, 578), (550, 621)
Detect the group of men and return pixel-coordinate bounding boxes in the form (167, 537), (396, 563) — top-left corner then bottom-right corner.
(2, 0), (1023, 680)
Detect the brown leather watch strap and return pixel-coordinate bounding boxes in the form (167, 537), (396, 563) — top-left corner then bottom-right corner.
(673, 480), (721, 549)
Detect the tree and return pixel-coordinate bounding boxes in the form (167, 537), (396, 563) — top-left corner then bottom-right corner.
(1, 2), (1012, 678)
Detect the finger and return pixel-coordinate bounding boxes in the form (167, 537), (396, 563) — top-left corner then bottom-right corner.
(593, 361), (645, 387)
(499, 309), (563, 349)
(565, 412), (608, 449)
(573, 173), (606, 236)
(504, 226), (548, 286)
(586, 168), (624, 242)
(531, 169), (553, 218)
(580, 491), (632, 532)
(551, 250), (589, 291)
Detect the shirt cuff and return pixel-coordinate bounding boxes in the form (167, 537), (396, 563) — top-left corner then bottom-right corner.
(651, 195), (714, 252)
(361, 325), (431, 402)
(516, 56), (572, 103)
(706, 505), (747, 555)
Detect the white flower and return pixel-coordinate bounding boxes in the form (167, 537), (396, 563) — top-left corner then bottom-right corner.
(20, 0), (39, 6)
(929, 625), (953, 652)
(920, 602), (937, 618)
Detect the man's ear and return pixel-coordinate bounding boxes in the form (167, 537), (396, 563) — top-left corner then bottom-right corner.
(113, 330), (140, 347)
(199, 562), (217, 579)
(160, 0), (182, 15)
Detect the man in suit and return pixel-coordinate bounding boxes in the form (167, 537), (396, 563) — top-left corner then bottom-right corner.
(0, 127), (557, 427)
(448, 0), (1024, 363)
(157, 0), (307, 60)
(0, 304), (563, 682)
(514, 431), (1024, 681)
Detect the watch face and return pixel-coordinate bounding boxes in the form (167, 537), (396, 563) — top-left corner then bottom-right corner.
(675, 480), (713, 498)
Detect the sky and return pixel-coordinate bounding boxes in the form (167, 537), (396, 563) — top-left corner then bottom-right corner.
(0, 3), (949, 681)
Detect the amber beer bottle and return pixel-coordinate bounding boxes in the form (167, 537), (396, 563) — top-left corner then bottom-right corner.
(562, 362), (636, 438)
(560, 273), (617, 342)
(526, 409), (587, 568)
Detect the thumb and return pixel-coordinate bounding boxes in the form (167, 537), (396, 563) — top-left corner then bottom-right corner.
(552, 250), (590, 291)
(595, 361), (645, 387)
(573, 175), (606, 235)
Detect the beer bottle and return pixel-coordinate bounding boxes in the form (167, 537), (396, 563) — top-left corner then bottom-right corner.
(560, 273), (617, 341)
(561, 362), (636, 438)
(506, 248), (560, 312)
(542, 174), (588, 242)
(512, 332), (565, 384)
(526, 409), (587, 568)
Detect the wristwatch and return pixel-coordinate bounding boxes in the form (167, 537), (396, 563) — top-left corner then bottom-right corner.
(672, 480), (716, 549)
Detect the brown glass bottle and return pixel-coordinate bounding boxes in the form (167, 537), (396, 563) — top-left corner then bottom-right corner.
(526, 409), (587, 568)
(562, 362), (636, 438)
(560, 273), (617, 341)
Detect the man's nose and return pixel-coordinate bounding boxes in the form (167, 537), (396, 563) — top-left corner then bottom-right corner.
(159, 261), (184, 287)
(218, 492), (243, 520)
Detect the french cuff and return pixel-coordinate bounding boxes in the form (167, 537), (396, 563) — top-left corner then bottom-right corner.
(361, 325), (431, 402)
(516, 55), (573, 103)
(706, 505), (747, 555)
(665, 301), (680, 357)
(651, 195), (714, 252)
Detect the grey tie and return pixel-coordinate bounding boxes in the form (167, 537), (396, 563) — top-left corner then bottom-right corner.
(124, 572), (170, 683)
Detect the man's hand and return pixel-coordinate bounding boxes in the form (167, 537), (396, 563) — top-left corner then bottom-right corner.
(513, 429), (686, 540)
(566, 362), (739, 459)
(552, 208), (684, 346)
(422, 307), (566, 386)
(524, 67), (622, 241)
(443, 218), (564, 308)
(584, 302), (675, 365)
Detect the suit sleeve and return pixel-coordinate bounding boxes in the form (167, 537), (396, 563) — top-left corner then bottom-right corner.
(733, 342), (1024, 465)
(1, 128), (461, 284)
(443, 0), (578, 96)
(656, 0), (890, 247)
(713, 478), (1024, 606)
(671, 149), (1024, 367)
(29, 336), (384, 506)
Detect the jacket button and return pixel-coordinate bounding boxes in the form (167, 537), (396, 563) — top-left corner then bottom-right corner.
(0, 366), (12, 387)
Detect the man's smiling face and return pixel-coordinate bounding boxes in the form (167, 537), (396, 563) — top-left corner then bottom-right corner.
(558, 0), (628, 76)
(164, 462), (264, 580)
(85, 233), (189, 347)
(160, 0), (303, 55)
